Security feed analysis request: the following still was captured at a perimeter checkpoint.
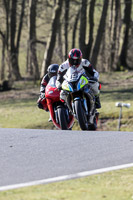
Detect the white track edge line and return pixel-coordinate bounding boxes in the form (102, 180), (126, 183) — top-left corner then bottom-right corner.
(0, 163), (133, 191)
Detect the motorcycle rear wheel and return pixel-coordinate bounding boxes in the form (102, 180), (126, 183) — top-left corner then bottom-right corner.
(74, 100), (88, 130)
(57, 107), (68, 130)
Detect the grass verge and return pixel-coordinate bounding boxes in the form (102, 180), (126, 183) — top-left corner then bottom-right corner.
(0, 168), (133, 200)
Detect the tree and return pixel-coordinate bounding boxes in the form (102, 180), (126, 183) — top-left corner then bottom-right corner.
(64, 0), (70, 60)
(86, 0), (96, 59)
(72, 9), (80, 49)
(79, 0), (87, 57)
(26, 0), (39, 80)
(79, 0), (96, 59)
(119, 0), (132, 69)
(0, 30), (6, 80)
(91, 0), (109, 68)
(10, 0), (26, 80)
(41, 0), (63, 78)
(0, 0), (11, 80)
(110, 0), (121, 70)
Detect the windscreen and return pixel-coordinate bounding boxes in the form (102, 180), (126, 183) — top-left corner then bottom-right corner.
(48, 76), (57, 87)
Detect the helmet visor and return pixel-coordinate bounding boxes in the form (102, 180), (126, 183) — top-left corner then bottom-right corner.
(69, 58), (81, 67)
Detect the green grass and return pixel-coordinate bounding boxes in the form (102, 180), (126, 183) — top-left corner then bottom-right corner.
(0, 98), (55, 129)
(0, 168), (133, 200)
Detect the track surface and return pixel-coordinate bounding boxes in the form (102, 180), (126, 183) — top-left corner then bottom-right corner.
(0, 128), (133, 187)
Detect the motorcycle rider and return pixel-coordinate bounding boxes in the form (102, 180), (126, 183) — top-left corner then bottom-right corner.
(56, 48), (101, 109)
(37, 64), (59, 121)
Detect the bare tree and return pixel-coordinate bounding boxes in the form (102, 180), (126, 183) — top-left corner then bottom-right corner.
(0, 0), (26, 81)
(119, 0), (132, 69)
(86, 0), (96, 59)
(0, 31), (6, 80)
(72, 9), (80, 49)
(110, 0), (121, 70)
(91, 0), (109, 68)
(10, 0), (26, 80)
(41, 0), (63, 78)
(79, 0), (96, 59)
(79, 0), (87, 57)
(64, 0), (70, 59)
(26, 0), (39, 80)
(0, 0), (11, 80)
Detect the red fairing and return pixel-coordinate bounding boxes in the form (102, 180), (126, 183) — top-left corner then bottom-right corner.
(45, 85), (60, 101)
(45, 78), (74, 130)
(45, 85), (60, 128)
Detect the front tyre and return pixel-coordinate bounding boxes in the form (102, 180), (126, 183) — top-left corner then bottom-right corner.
(74, 100), (88, 130)
(57, 107), (68, 130)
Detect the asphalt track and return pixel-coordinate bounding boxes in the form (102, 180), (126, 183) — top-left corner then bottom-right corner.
(0, 128), (133, 190)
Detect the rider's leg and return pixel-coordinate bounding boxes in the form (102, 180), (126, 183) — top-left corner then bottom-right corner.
(90, 82), (101, 109)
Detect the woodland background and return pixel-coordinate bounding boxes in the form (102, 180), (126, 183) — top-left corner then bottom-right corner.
(0, 0), (133, 90)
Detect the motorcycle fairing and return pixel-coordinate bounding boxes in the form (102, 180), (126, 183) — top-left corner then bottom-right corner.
(62, 75), (88, 92)
(77, 75), (88, 90)
(62, 80), (73, 92)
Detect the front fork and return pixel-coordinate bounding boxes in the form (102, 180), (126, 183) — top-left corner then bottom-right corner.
(60, 89), (95, 123)
(60, 90), (73, 113)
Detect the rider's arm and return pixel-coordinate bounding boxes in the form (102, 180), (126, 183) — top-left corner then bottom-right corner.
(56, 60), (69, 88)
(82, 59), (99, 81)
(40, 74), (50, 93)
(56, 69), (67, 83)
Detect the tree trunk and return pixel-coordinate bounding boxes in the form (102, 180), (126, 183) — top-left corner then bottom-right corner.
(79, 0), (87, 57)
(72, 10), (80, 49)
(41, 0), (63, 78)
(91, 0), (109, 68)
(0, 36), (6, 80)
(119, 0), (132, 69)
(85, 0), (96, 59)
(10, 0), (21, 80)
(26, 0), (39, 80)
(58, 21), (64, 62)
(64, 0), (70, 60)
(110, 0), (121, 70)
(10, 0), (26, 80)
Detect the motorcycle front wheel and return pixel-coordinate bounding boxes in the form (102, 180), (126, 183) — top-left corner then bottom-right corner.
(74, 100), (88, 130)
(57, 107), (68, 130)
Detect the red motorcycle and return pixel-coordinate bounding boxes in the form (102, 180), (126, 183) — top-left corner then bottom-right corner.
(45, 76), (74, 130)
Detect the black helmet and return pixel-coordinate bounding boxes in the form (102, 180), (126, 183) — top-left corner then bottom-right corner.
(47, 64), (59, 78)
(68, 48), (82, 67)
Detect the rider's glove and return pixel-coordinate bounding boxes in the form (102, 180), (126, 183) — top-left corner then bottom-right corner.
(89, 76), (98, 82)
(56, 80), (62, 90)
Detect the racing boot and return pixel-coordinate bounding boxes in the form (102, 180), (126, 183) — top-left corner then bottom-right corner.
(89, 114), (94, 124)
(48, 113), (52, 122)
(95, 96), (101, 109)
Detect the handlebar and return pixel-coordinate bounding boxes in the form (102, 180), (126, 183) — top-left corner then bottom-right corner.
(88, 77), (98, 83)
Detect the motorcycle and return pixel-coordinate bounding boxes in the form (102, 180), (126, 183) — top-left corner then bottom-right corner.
(61, 66), (99, 131)
(45, 75), (74, 130)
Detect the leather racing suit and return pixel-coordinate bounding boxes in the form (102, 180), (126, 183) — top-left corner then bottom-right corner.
(56, 59), (101, 108)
